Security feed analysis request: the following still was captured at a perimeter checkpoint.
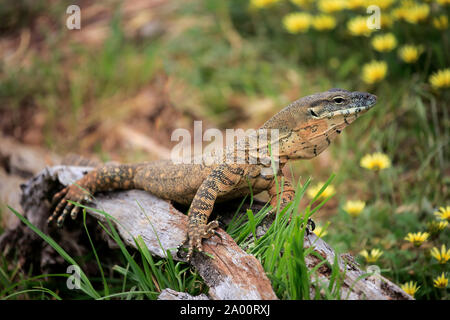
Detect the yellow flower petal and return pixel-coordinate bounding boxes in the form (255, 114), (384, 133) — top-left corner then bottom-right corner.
(283, 13), (312, 34)
(365, 0), (395, 10)
(371, 33), (397, 52)
(398, 45), (423, 64)
(250, 0), (281, 9)
(433, 15), (448, 30)
(360, 152), (391, 170)
(430, 244), (450, 264)
(404, 232), (429, 247)
(318, 0), (347, 13)
(430, 69), (450, 89)
(347, 16), (373, 37)
(401, 281), (420, 297)
(307, 182), (336, 200)
(312, 15), (337, 31)
(360, 248), (383, 263)
(313, 225), (328, 237)
(343, 200), (366, 217)
(361, 61), (388, 85)
(427, 220), (448, 234)
(433, 273), (448, 289)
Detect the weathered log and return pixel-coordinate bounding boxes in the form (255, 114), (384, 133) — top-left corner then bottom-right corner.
(5, 165), (277, 300)
(1, 165), (412, 300)
(302, 236), (411, 300)
(158, 288), (209, 300)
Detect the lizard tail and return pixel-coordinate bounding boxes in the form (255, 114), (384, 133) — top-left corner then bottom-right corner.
(61, 153), (103, 168)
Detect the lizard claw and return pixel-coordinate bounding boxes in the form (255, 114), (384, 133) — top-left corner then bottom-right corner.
(48, 185), (92, 227)
(176, 236), (189, 259)
(186, 237), (203, 262)
(212, 230), (223, 244)
(185, 220), (220, 262)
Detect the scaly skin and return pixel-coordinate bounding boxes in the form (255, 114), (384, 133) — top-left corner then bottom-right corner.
(49, 89), (377, 261)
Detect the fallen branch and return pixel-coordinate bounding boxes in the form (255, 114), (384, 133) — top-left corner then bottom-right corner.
(1, 165), (412, 300)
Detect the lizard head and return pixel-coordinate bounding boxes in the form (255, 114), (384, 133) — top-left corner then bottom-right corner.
(263, 88), (377, 160)
(305, 88), (377, 122)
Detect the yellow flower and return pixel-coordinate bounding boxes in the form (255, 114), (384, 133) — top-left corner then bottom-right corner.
(433, 15), (448, 30)
(392, 7), (407, 21)
(290, 0), (313, 8)
(427, 220), (449, 234)
(380, 14), (394, 29)
(401, 281), (420, 297)
(343, 200), (366, 217)
(314, 225), (328, 237)
(433, 273), (448, 289)
(404, 232), (429, 247)
(347, 16), (373, 36)
(307, 182), (336, 200)
(318, 0), (347, 13)
(429, 69), (450, 89)
(360, 248), (383, 263)
(398, 45), (423, 64)
(365, 0), (395, 10)
(434, 206), (450, 221)
(346, 0), (366, 9)
(436, 0), (450, 5)
(361, 61), (387, 84)
(404, 3), (430, 24)
(250, 0), (281, 9)
(283, 13), (312, 34)
(312, 15), (337, 31)
(430, 244), (450, 264)
(371, 33), (397, 52)
(366, 0), (394, 10)
(360, 152), (391, 170)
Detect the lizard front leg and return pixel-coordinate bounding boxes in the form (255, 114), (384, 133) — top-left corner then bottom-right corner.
(267, 175), (296, 212)
(49, 164), (140, 227)
(267, 176), (315, 232)
(186, 164), (244, 261)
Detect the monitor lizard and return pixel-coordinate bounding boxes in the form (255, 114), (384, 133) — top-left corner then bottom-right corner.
(48, 88), (377, 261)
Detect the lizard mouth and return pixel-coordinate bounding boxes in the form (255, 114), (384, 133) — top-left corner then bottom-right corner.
(310, 105), (375, 120)
(328, 104), (374, 118)
(310, 93), (377, 120)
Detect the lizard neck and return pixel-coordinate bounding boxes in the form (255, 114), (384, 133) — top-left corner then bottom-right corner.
(259, 100), (347, 160)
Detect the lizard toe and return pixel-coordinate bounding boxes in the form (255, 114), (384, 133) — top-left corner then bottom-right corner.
(51, 187), (68, 206)
(71, 206), (81, 220)
(195, 237), (203, 253)
(48, 199), (67, 224)
(57, 203), (74, 227)
(203, 220), (220, 239)
(185, 231), (207, 262)
(186, 239), (195, 262)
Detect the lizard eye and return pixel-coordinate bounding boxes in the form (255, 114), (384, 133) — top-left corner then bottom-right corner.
(333, 97), (345, 104)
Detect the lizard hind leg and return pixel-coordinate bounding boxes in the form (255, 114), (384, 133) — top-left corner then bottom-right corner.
(49, 163), (138, 227)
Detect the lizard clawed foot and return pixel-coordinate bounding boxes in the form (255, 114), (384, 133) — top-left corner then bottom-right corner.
(48, 185), (92, 227)
(185, 220), (221, 262)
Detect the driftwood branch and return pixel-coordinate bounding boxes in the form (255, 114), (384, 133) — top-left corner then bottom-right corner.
(1, 165), (412, 300)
